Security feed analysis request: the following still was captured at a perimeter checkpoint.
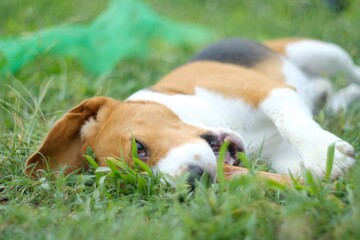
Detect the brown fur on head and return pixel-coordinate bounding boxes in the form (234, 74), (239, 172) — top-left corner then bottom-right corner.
(25, 96), (206, 176)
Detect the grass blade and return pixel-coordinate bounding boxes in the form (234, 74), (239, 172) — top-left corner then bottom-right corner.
(133, 157), (154, 177)
(216, 141), (229, 195)
(324, 143), (335, 182)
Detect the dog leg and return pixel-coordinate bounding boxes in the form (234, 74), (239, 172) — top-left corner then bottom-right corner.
(261, 88), (355, 178)
(224, 165), (297, 185)
(327, 84), (360, 112)
(268, 141), (304, 176)
(284, 40), (360, 83)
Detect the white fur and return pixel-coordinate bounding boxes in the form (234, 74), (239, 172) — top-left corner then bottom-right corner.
(128, 89), (226, 128)
(286, 40), (360, 82)
(155, 142), (217, 180)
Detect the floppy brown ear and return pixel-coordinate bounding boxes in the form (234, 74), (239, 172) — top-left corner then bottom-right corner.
(25, 96), (115, 176)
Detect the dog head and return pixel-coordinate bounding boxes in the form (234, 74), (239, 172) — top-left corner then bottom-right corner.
(26, 97), (245, 182)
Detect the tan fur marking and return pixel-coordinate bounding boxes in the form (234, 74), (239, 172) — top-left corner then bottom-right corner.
(152, 61), (291, 107)
(264, 38), (305, 55)
(253, 55), (285, 83)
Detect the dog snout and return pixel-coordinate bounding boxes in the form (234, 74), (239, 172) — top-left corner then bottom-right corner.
(200, 130), (245, 166)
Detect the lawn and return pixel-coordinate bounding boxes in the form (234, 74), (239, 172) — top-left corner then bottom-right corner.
(1, 0), (360, 239)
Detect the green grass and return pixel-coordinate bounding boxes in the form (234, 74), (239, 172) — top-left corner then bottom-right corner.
(1, 0), (360, 239)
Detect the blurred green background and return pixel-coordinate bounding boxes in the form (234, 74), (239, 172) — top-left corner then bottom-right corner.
(1, 0), (359, 104)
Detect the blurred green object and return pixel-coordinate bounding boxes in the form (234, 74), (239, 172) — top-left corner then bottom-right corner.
(0, 0), (210, 75)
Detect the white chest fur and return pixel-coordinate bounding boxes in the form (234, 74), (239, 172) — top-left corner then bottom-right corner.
(127, 88), (279, 155)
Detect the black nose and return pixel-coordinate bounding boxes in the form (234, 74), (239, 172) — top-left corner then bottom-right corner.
(187, 165), (206, 190)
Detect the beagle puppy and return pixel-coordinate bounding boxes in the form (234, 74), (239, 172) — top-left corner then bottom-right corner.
(26, 38), (359, 183)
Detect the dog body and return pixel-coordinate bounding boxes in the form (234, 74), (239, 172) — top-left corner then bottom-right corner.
(26, 38), (360, 181)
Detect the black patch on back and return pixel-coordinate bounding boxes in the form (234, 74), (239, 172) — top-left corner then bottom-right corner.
(190, 38), (274, 67)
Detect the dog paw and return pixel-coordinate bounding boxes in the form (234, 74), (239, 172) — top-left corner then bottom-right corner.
(301, 134), (356, 179)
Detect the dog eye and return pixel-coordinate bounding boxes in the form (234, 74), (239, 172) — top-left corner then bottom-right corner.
(135, 141), (148, 159)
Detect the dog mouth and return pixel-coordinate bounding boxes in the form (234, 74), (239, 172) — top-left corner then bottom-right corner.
(201, 132), (245, 166)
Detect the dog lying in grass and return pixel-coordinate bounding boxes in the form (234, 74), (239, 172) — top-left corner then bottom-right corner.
(26, 38), (359, 185)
